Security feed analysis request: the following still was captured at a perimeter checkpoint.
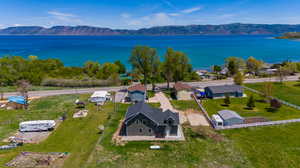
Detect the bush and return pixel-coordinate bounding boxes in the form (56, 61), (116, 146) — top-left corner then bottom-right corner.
(223, 94), (231, 106)
(270, 99), (282, 110)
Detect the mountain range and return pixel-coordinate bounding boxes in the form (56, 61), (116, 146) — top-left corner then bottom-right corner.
(1, 23), (300, 35)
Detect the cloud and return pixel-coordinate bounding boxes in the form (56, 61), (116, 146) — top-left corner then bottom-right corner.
(13, 24), (23, 27)
(48, 11), (80, 22)
(121, 13), (131, 19)
(181, 6), (203, 14)
(161, 0), (176, 9)
(126, 12), (174, 28)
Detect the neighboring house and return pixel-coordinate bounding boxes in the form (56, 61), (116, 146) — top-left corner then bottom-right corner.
(89, 91), (110, 103)
(204, 85), (243, 99)
(217, 110), (244, 126)
(128, 84), (146, 102)
(174, 82), (193, 100)
(120, 102), (180, 138)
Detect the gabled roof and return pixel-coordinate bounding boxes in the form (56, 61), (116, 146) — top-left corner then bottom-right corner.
(218, 110), (244, 120)
(124, 102), (179, 126)
(205, 85), (243, 94)
(91, 91), (108, 98)
(174, 82), (192, 91)
(128, 84), (146, 92)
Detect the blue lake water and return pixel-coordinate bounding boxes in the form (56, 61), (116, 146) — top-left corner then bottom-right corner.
(0, 35), (299, 69)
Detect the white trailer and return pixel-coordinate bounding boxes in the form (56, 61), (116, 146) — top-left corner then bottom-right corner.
(89, 91), (110, 103)
(19, 120), (56, 132)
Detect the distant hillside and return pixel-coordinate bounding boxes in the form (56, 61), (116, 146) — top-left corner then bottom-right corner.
(1, 23), (300, 35)
(276, 32), (300, 39)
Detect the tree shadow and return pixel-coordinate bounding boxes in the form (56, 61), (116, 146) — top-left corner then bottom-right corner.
(265, 107), (278, 113)
(244, 107), (254, 110)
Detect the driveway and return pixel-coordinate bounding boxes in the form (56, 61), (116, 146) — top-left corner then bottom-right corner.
(115, 90), (127, 103)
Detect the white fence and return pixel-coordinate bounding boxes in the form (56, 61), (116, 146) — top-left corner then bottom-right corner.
(215, 118), (300, 130)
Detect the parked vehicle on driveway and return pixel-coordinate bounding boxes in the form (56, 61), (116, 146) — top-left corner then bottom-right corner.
(19, 120), (56, 132)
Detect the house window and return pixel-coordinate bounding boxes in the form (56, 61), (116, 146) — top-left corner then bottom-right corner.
(139, 128), (143, 133)
(149, 129), (152, 133)
(143, 120), (147, 125)
(136, 120), (139, 124)
(164, 120), (167, 124)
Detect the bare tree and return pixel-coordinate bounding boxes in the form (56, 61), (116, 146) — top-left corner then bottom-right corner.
(276, 66), (290, 83)
(16, 80), (31, 109)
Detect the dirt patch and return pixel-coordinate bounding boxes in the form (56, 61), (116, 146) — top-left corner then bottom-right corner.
(3, 120), (61, 144)
(6, 152), (69, 168)
(244, 117), (269, 124)
(185, 109), (210, 126)
(73, 110), (88, 118)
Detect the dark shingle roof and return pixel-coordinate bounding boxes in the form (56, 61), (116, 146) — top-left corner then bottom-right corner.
(205, 85), (243, 94)
(174, 82), (192, 91)
(128, 84), (146, 92)
(125, 102), (179, 126)
(218, 110), (244, 120)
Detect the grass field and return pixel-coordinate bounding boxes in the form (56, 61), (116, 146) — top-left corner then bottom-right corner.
(202, 91), (300, 121)
(223, 123), (300, 168)
(245, 81), (300, 106)
(0, 94), (112, 168)
(171, 100), (199, 111)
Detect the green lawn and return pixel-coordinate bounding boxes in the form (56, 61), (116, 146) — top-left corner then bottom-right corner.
(0, 94), (112, 168)
(85, 103), (250, 168)
(245, 81), (300, 106)
(202, 93), (300, 121)
(171, 100), (199, 111)
(223, 123), (300, 168)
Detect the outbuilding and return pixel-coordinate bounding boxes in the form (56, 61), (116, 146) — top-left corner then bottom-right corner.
(128, 84), (146, 102)
(217, 110), (244, 126)
(204, 85), (243, 99)
(174, 82), (193, 100)
(89, 91), (110, 103)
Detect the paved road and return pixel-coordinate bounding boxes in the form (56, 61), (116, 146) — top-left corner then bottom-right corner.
(3, 75), (299, 99)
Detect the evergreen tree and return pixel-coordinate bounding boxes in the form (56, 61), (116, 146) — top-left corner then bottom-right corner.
(247, 95), (255, 110)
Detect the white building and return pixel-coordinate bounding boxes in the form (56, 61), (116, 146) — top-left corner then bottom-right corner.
(90, 91), (111, 103)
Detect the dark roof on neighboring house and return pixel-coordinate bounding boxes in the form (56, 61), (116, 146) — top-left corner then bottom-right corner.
(174, 82), (192, 91)
(205, 85), (243, 94)
(218, 110), (244, 120)
(128, 84), (146, 92)
(124, 102), (179, 126)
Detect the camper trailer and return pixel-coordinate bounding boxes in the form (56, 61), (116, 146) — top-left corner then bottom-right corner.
(89, 91), (111, 103)
(19, 120), (56, 132)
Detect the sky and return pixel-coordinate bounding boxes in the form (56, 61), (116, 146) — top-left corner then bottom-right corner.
(0, 0), (299, 29)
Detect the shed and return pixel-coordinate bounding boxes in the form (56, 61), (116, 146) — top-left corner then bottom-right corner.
(128, 84), (146, 102)
(174, 82), (193, 100)
(217, 110), (244, 126)
(204, 85), (243, 99)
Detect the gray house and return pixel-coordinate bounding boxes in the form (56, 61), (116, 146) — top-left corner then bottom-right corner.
(204, 85), (243, 99)
(218, 110), (244, 126)
(120, 102), (180, 138)
(128, 84), (146, 102)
